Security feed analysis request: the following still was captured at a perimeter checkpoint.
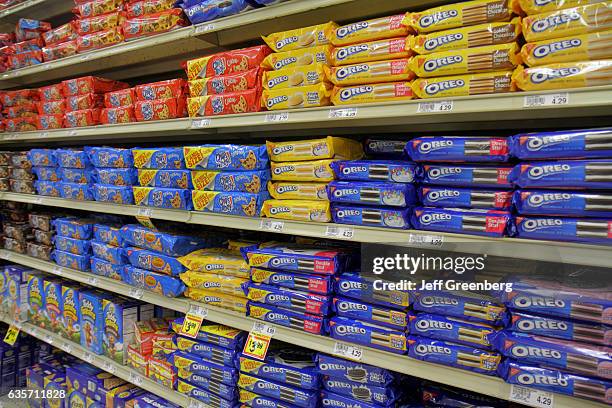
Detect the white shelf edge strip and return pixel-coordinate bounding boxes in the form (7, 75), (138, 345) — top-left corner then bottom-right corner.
(0, 250), (607, 408)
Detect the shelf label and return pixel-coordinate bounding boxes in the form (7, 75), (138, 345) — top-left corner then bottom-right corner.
(192, 118), (211, 128)
(189, 399), (208, 408)
(83, 352), (95, 363)
(137, 208), (153, 217)
(68, 130), (77, 136)
(260, 219), (284, 233)
(62, 342), (73, 354)
(195, 23), (215, 34)
(265, 112), (289, 122)
(243, 331), (272, 360)
(252, 322), (276, 337)
(43, 334), (53, 345)
(128, 288), (144, 299)
(128, 372), (143, 386)
(333, 342), (363, 361)
(29, 327), (38, 338)
(181, 304), (208, 338)
(417, 100), (454, 113)
(4, 134), (18, 140)
(4, 252), (12, 262)
(3, 326), (19, 346)
(325, 226), (354, 239)
(509, 385), (553, 408)
(38, 132), (48, 138)
(32, 197), (42, 204)
(329, 107), (358, 119)
(80, 54), (92, 61)
(52, 266), (63, 277)
(408, 233), (444, 247)
(102, 361), (116, 374)
(87, 277), (98, 286)
(524, 92), (569, 107)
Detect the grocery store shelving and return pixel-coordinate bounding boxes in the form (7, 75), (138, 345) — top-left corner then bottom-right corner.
(0, 0), (73, 31)
(0, 250), (606, 408)
(2, 192), (611, 268)
(1, 86), (611, 144)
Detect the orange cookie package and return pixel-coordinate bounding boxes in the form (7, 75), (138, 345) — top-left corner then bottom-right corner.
(104, 88), (135, 108)
(36, 100), (66, 115)
(134, 79), (186, 101)
(76, 27), (124, 53)
(126, 0), (177, 18)
(62, 76), (129, 97)
(37, 114), (64, 130)
(7, 38), (43, 54)
(4, 104), (37, 118)
(42, 40), (78, 62)
(188, 68), (261, 96)
(8, 50), (42, 70)
(187, 89), (260, 117)
(100, 106), (136, 124)
(73, 0), (123, 18)
(2, 90), (38, 107)
(121, 9), (187, 41)
(134, 97), (185, 122)
(185, 45), (271, 80)
(42, 22), (77, 46)
(66, 93), (104, 111)
(4, 116), (37, 132)
(64, 108), (100, 128)
(75, 11), (125, 36)
(38, 84), (64, 101)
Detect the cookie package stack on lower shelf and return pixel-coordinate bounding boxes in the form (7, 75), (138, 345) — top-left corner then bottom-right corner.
(26, 212), (54, 261)
(89, 146), (136, 205)
(30, 149), (60, 197)
(263, 137), (363, 222)
(55, 148), (95, 202)
(90, 219), (130, 283)
(8, 150), (35, 196)
(51, 217), (94, 272)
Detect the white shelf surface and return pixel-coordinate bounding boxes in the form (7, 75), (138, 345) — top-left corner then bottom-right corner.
(0, 250), (607, 408)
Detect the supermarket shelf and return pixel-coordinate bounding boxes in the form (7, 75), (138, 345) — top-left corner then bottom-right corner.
(1, 86), (611, 144)
(1, 192), (611, 267)
(0, 0), (73, 31)
(0, 250), (606, 408)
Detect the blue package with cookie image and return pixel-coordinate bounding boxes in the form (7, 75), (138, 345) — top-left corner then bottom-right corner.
(92, 184), (134, 204)
(406, 136), (510, 163)
(322, 377), (400, 407)
(94, 168), (138, 186)
(334, 273), (410, 310)
(245, 283), (331, 316)
(329, 317), (407, 354)
(35, 180), (60, 197)
(174, 335), (239, 366)
(54, 236), (91, 255)
(86, 147), (134, 168)
(93, 224), (123, 247)
(137, 169), (193, 189)
(328, 181), (417, 207)
(125, 247), (186, 276)
(413, 290), (506, 326)
(331, 204), (410, 229)
(176, 369), (237, 401)
(90, 257), (123, 281)
(332, 297), (410, 331)
(238, 373), (318, 408)
(27, 149), (57, 167)
(91, 241), (127, 265)
(53, 217), (94, 240)
(192, 190), (269, 217)
(320, 390), (379, 408)
(122, 265), (186, 297)
(177, 379), (236, 408)
(59, 182), (93, 201)
(174, 352), (239, 386)
(32, 166), (61, 181)
(316, 354), (396, 386)
(119, 224), (213, 256)
(247, 302), (327, 335)
(250, 268), (334, 295)
(331, 160), (417, 183)
(53, 250), (91, 271)
(508, 160), (612, 189)
(238, 350), (320, 390)
(182, 0), (250, 24)
(133, 186), (192, 210)
(55, 149), (90, 168)
(240, 389), (303, 408)
(132, 147), (186, 169)
(420, 164), (513, 188)
(408, 313), (496, 349)
(191, 170), (270, 193)
(59, 167), (95, 184)
(184, 145), (269, 171)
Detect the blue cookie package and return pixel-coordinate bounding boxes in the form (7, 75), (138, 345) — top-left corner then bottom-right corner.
(331, 205), (410, 229)
(405, 136), (510, 162)
(327, 181), (417, 207)
(364, 139), (407, 158)
(86, 147), (134, 168)
(411, 207), (512, 237)
(59, 182), (93, 201)
(178, 379), (235, 408)
(59, 167), (95, 184)
(509, 127), (612, 159)
(334, 273), (410, 310)
(412, 291), (506, 326)
(184, 145), (269, 171)
(53, 217), (93, 240)
(124, 247), (186, 276)
(239, 390), (297, 408)
(513, 189), (612, 217)
(420, 164), (513, 188)
(119, 224), (212, 256)
(171, 317), (246, 349)
(177, 370), (237, 400)
(316, 354), (395, 386)
(90, 257), (123, 281)
(191, 170), (270, 193)
(94, 168), (138, 186)
(137, 169), (193, 189)
(249, 268), (333, 295)
(331, 161), (417, 183)
(238, 373), (317, 408)
(509, 160), (612, 189)
(247, 302), (327, 335)
(328, 316), (407, 354)
(27, 149), (57, 167)
(408, 313), (495, 349)
(92, 184), (134, 205)
(182, 0), (250, 24)
(174, 336), (238, 366)
(133, 187), (192, 210)
(420, 186), (514, 210)
(320, 391), (380, 408)
(244, 283), (330, 316)
(132, 147), (185, 169)
(322, 377), (399, 407)
(122, 265), (186, 297)
(173, 352), (238, 386)
(32, 167), (60, 181)
(52, 250), (90, 271)
(246, 244), (351, 275)
(93, 224), (122, 246)
(238, 350), (320, 390)
(35, 180), (60, 197)
(514, 216), (612, 245)
(53, 236), (91, 255)
(332, 297), (410, 330)
(55, 149), (90, 168)
(191, 190), (268, 217)
(90, 241), (128, 265)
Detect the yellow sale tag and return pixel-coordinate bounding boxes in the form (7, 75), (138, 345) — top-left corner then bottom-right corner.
(181, 313), (204, 338)
(242, 333), (271, 360)
(3, 325), (19, 346)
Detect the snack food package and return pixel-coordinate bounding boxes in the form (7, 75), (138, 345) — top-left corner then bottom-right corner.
(267, 137), (363, 162)
(125, 246), (186, 275)
(176, 379), (235, 408)
(182, 0), (250, 24)
(332, 160), (417, 183)
(62, 76), (129, 97)
(239, 351), (319, 391)
(90, 257), (123, 280)
(409, 313), (496, 348)
(8, 37), (43, 53)
(53, 217), (94, 239)
(333, 297), (410, 331)
(513, 189), (612, 217)
(104, 88), (136, 108)
(27, 149), (56, 167)
(91, 240), (128, 264)
(331, 82), (414, 105)
(93, 224), (123, 246)
(191, 190), (268, 217)
(178, 248), (249, 278)
(271, 159), (336, 182)
(514, 216), (612, 244)
(317, 354), (395, 386)
(3, 117), (37, 132)
(181, 271), (248, 297)
(170, 317), (246, 349)
(268, 182), (329, 200)
(66, 93), (104, 112)
(59, 182), (94, 200)
(247, 303), (327, 336)
(38, 84), (64, 101)
(123, 8), (187, 40)
(329, 316), (407, 354)
(43, 22), (77, 46)
(327, 181), (417, 207)
(262, 199), (331, 222)
(53, 249), (91, 271)
(412, 207), (512, 237)
(7, 50), (44, 70)
(422, 186), (513, 209)
(59, 168), (95, 184)
(127, 0), (177, 18)
(420, 163), (513, 187)
(4, 105), (37, 119)
(137, 169), (192, 189)
(64, 108), (100, 128)
(189, 67), (261, 96)
(122, 265), (186, 297)
(187, 89), (259, 116)
(73, 0), (123, 18)
(76, 27), (124, 52)
(413, 290), (506, 325)
(133, 186), (192, 210)
(263, 22), (337, 52)
(334, 273), (409, 310)
(36, 100), (65, 115)
(512, 60), (612, 91)
(32, 167), (61, 181)
(134, 79), (186, 101)
(322, 377), (400, 406)
(245, 283), (330, 316)
(173, 352), (239, 386)
(326, 58), (414, 86)
(262, 45), (333, 71)
(508, 159), (612, 188)
(406, 136), (510, 162)
(184, 288), (248, 313)
(87, 147), (134, 168)
(2, 89), (38, 107)
(100, 106), (136, 124)
(247, 244), (350, 275)
(119, 224), (211, 256)
(75, 11), (124, 36)
(185, 45), (271, 80)
(333, 37), (412, 67)
(262, 64), (327, 91)
(333, 204), (411, 229)
(250, 268), (333, 295)
(35, 180), (60, 196)
(15, 18), (51, 42)
(92, 184), (135, 204)
(54, 235), (90, 255)
(521, 31), (612, 67)
(174, 335), (239, 365)
(332, 15), (410, 47)
(132, 147), (185, 169)
(184, 144), (268, 171)
(262, 83), (332, 110)
(191, 169), (267, 192)
(134, 97), (184, 121)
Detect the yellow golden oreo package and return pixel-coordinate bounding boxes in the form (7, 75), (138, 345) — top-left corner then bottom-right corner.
(521, 30), (612, 66)
(184, 288), (248, 313)
(262, 22), (338, 52)
(178, 249), (250, 278)
(412, 70), (515, 98)
(266, 136), (363, 162)
(180, 271), (248, 297)
(271, 159), (337, 182)
(262, 83), (332, 111)
(512, 60), (612, 90)
(331, 82), (414, 105)
(325, 58), (415, 86)
(261, 45), (333, 71)
(263, 63), (327, 91)
(262, 200), (331, 222)
(332, 37), (412, 66)
(268, 182), (329, 200)
(512, 0), (602, 15)
(331, 15), (410, 46)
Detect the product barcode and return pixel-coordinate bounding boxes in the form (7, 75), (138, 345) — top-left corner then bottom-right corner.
(417, 101), (453, 113)
(260, 219), (284, 232)
(128, 288), (144, 299)
(62, 342), (72, 353)
(524, 92), (569, 107)
(102, 361), (116, 374)
(83, 352), (94, 363)
(189, 399), (208, 408)
(329, 108), (358, 119)
(408, 233), (444, 247)
(525, 96), (545, 107)
(192, 118), (211, 128)
(129, 373), (143, 385)
(188, 304), (208, 318)
(44, 334), (53, 345)
(195, 23), (214, 34)
(68, 130), (77, 136)
(137, 208), (153, 217)
(252, 322), (276, 337)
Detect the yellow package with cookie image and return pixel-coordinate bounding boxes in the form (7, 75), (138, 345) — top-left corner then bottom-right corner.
(262, 22), (338, 52)
(271, 159), (337, 182)
(262, 83), (332, 111)
(180, 271), (248, 297)
(512, 60), (612, 90)
(520, 31), (612, 66)
(266, 136), (364, 162)
(268, 182), (329, 200)
(184, 288), (248, 313)
(511, 0), (600, 15)
(331, 14), (411, 46)
(261, 45), (333, 71)
(325, 59), (415, 86)
(178, 248), (250, 278)
(263, 63), (328, 91)
(332, 37), (413, 66)
(262, 200), (331, 222)
(331, 81), (414, 105)
(412, 70), (515, 98)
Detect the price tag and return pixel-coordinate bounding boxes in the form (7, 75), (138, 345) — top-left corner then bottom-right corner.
(509, 385), (554, 408)
(252, 322), (276, 337)
(260, 219), (284, 233)
(80, 54), (92, 61)
(325, 226), (354, 239)
(62, 342), (73, 354)
(137, 208), (152, 217)
(128, 372), (143, 386)
(4, 134), (17, 140)
(52, 266), (63, 277)
(32, 197), (42, 204)
(265, 112), (289, 122)
(242, 331), (272, 360)
(3, 252), (11, 262)
(333, 342), (363, 361)
(3, 326), (19, 346)
(417, 100), (454, 113)
(68, 130), (77, 136)
(408, 233), (444, 247)
(128, 288), (144, 299)
(29, 327), (38, 338)
(192, 118), (211, 128)
(39, 132), (48, 138)
(189, 399), (208, 408)
(102, 361), (116, 374)
(83, 352), (95, 363)
(195, 23), (215, 33)
(181, 305), (208, 338)
(87, 277), (98, 286)
(329, 107), (358, 119)
(524, 92), (569, 107)
(44, 334), (53, 345)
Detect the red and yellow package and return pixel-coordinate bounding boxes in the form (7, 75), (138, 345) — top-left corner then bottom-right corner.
(134, 98), (183, 121)
(187, 89), (260, 117)
(185, 45), (271, 80)
(126, 0), (176, 18)
(75, 11), (124, 35)
(4, 105), (37, 118)
(36, 100), (65, 115)
(8, 50), (42, 70)
(331, 15), (410, 46)
(38, 84), (64, 101)
(76, 27), (124, 53)
(4, 116), (37, 132)
(73, 0), (123, 18)
(42, 22), (77, 46)
(134, 79), (186, 101)
(64, 108), (100, 128)
(122, 9), (187, 41)
(62, 76), (129, 97)
(9, 37), (43, 54)
(42, 40), (78, 62)
(66, 93), (104, 111)
(104, 88), (135, 108)
(36, 114), (64, 130)
(2, 90), (38, 107)
(100, 106), (135, 124)
(188, 68), (261, 96)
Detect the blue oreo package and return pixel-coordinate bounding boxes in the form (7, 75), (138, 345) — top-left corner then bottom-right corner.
(420, 186), (513, 210)
(247, 302), (327, 335)
(322, 377), (399, 407)
(176, 370), (237, 400)
(173, 352), (238, 386)
(93, 224), (122, 246)
(137, 169), (192, 189)
(174, 336), (238, 366)
(52, 250), (90, 271)
(53, 236), (91, 255)
(171, 317), (246, 349)
(245, 283), (330, 316)
(93, 168), (138, 186)
(509, 127), (612, 159)
(59, 182), (93, 201)
(238, 350), (320, 390)
(86, 147), (134, 168)
(331, 161), (417, 183)
(332, 297), (410, 330)
(177, 379), (235, 408)
(131, 147), (185, 169)
(420, 164), (513, 188)
(247, 244), (352, 275)
(124, 247), (186, 276)
(122, 265), (186, 297)
(191, 170), (270, 193)
(27, 149), (57, 167)
(59, 167), (95, 184)
(405, 137), (510, 162)
(316, 354), (395, 386)
(92, 184), (134, 204)
(182, 0), (250, 24)
(240, 390), (300, 408)
(509, 160), (612, 189)
(407, 336), (501, 375)
(499, 360), (612, 403)
(35, 180), (60, 197)
(119, 224), (211, 256)
(412, 207), (512, 237)
(250, 268), (333, 295)
(55, 149), (90, 168)
(514, 216), (612, 245)
(133, 187), (192, 210)
(183, 144), (269, 171)
(328, 317), (407, 354)
(334, 273), (410, 310)
(513, 190), (612, 217)
(90, 241), (127, 265)
(238, 373), (318, 408)
(32, 167), (60, 181)
(320, 391), (379, 408)
(192, 190), (269, 217)
(327, 181), (417, 207)
(408, 313), (496, 349)
(413, 291), (506, 326)
(364, 139), (407, 158)
(331, 204), (410, 229)
(53, 217), (93, 239)
(90, 257), (123, 281)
